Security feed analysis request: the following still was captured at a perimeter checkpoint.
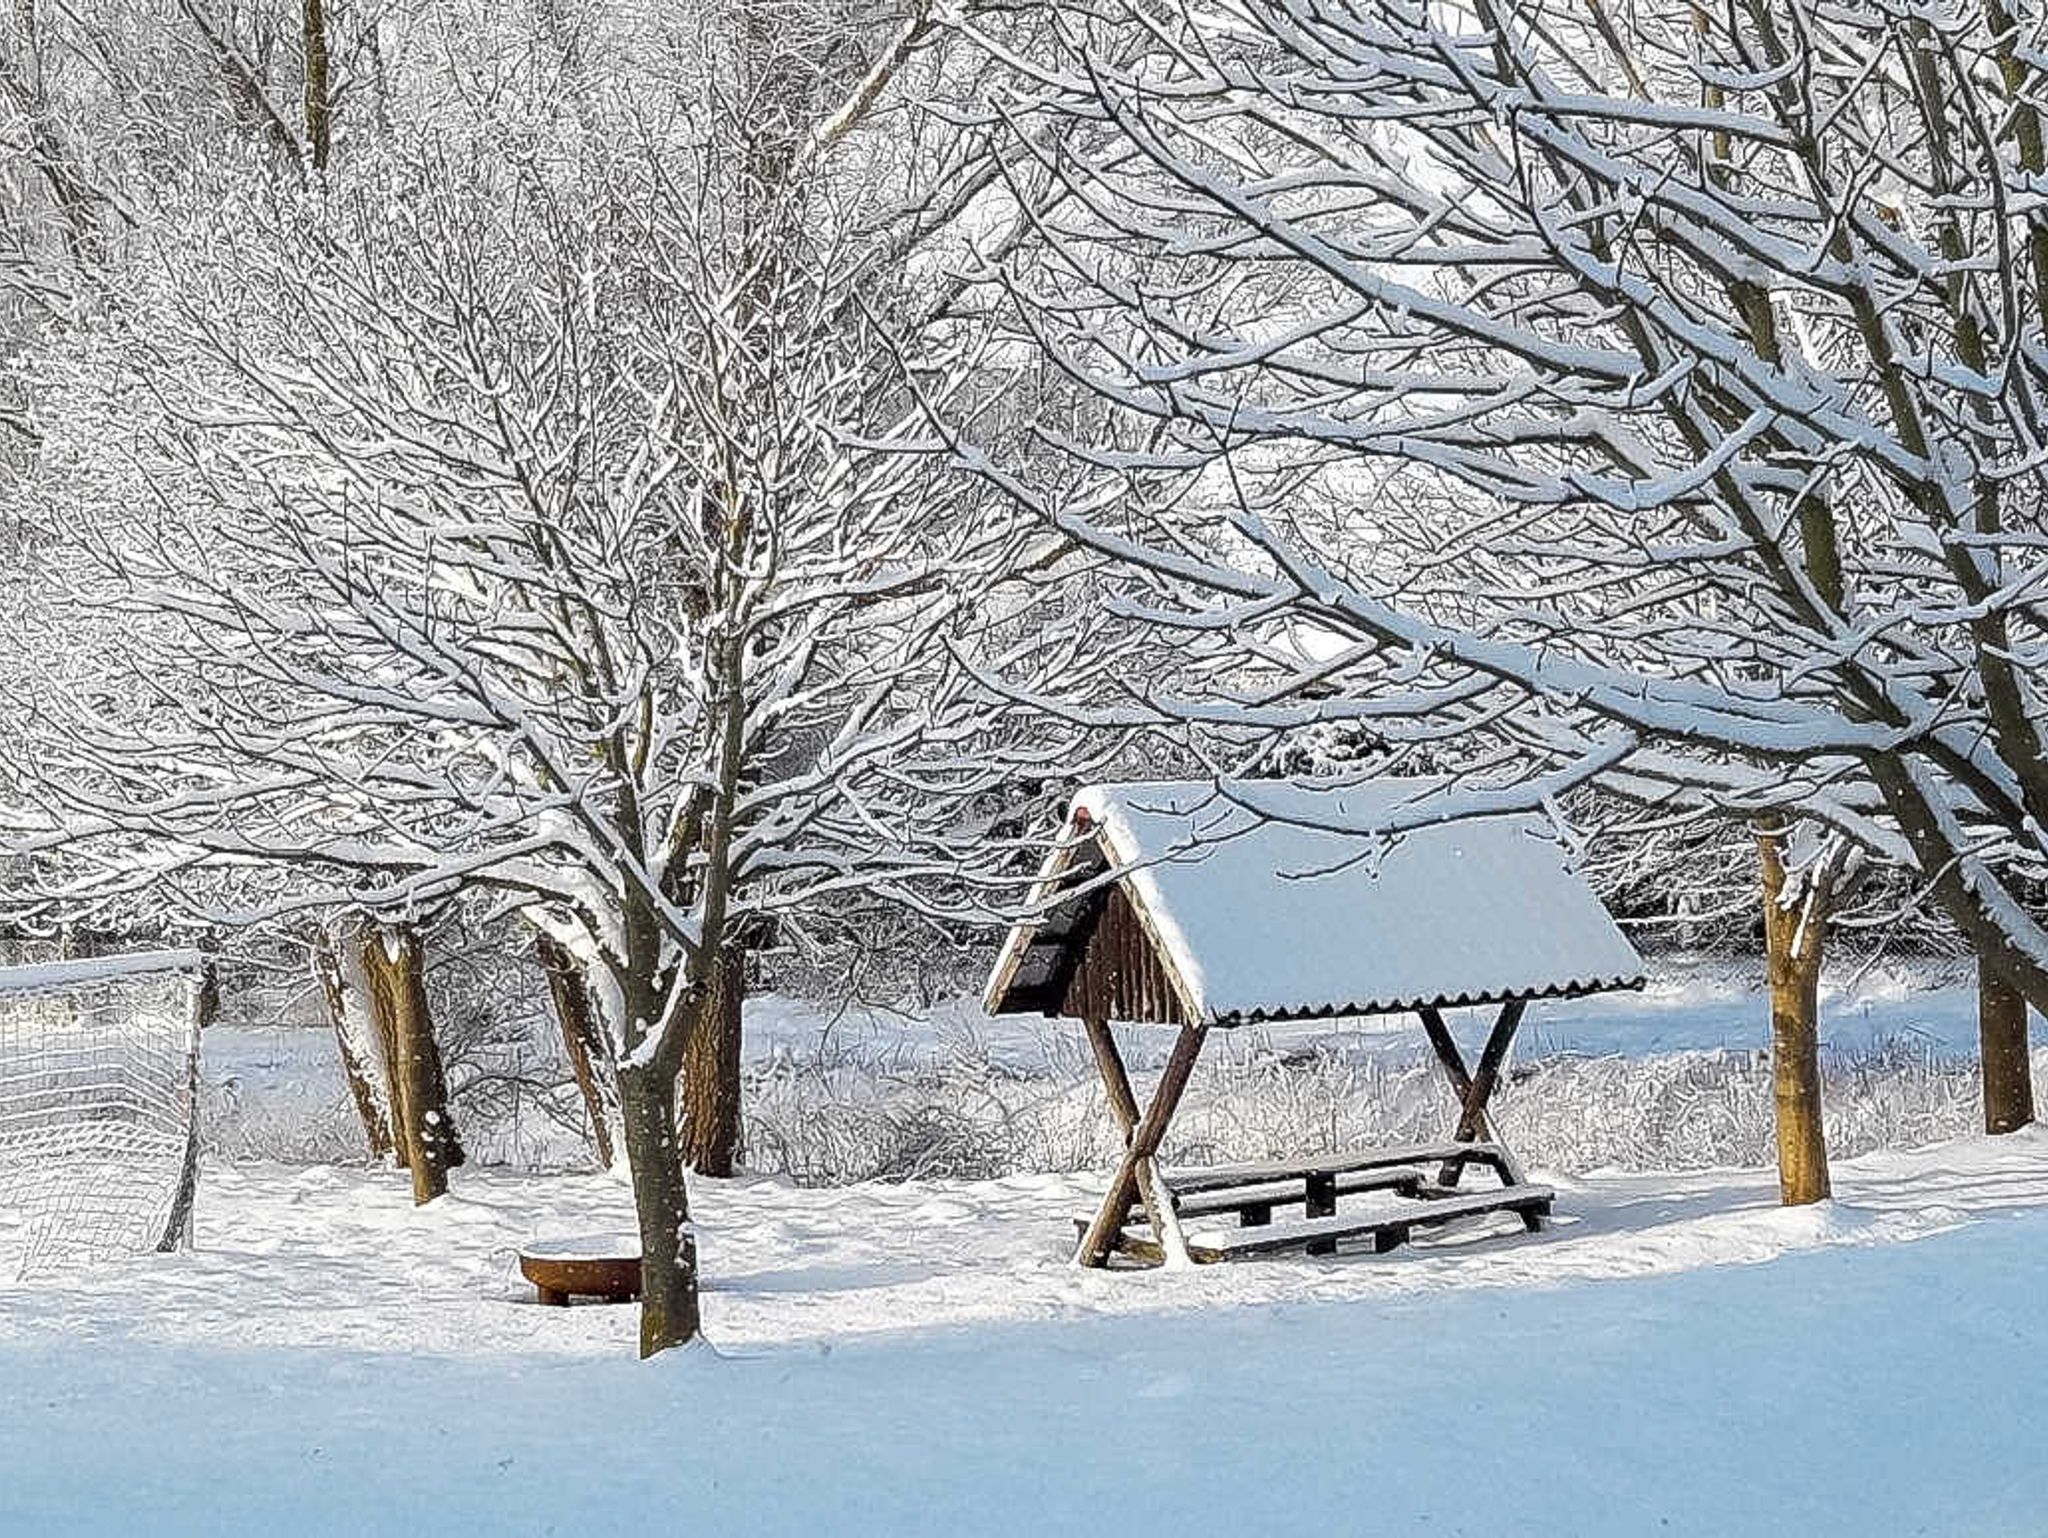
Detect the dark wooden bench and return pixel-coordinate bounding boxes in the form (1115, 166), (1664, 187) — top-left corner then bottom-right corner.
(1162, 1142), (1524, 1253)
(1171, 1165), (1429, 1224)
(1073, 1183), (1552, 1264)
(1072, 1141), (1551, 1264)
(1206, 1184), (1553, 1259)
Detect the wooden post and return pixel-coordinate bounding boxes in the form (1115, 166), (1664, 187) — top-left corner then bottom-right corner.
(1305, 1170), (1338, 1255)
(1419, 1006), (1485, 1135)
(1979, 955), (2036, 1134)
(1453, 999), (1526, 1144)
(1076, 1023), (1208, 1267)
(1081, 1012), (1141, 1133)
(1420, 999), (1529, 1188)
(1080, 1012), (1186, 1260)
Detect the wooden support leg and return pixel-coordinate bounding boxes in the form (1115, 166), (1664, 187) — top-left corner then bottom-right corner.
(1075, 1022), (1209, 1268)
(1419, 1006), (1482, 1126)
(1420, 1000), (1528, 1189)
(1135, 1153), (1192, 1267)
(1305, 1171), (1338, 1256)
(1081, 1015), (1179, 1253)
(1082, 1012), (1141, 1133)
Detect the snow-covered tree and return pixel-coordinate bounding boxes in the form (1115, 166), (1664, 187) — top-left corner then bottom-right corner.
(954, 0), (2048, 1167)
(6, 2), (1090, 1352)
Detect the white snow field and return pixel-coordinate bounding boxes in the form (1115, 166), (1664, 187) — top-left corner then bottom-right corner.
(5, 972), (2044, 1535)
(5, 1126), (2048, 1536)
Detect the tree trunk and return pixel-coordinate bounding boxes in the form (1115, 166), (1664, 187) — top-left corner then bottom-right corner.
(1979, 954), (2036, 1134)
(360, 924), (464, 1203)
(617, 1060), (700, 1356)
(302, 0), (332, 170)
(535, 932), (617, 1170)
(1759, 828), (1832, 1206)
(680, 940), (744, 1176)
(313, 921), (397, 1161)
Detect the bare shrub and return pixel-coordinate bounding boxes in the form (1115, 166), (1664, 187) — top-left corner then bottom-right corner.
(195, 1006), (2022, 1181)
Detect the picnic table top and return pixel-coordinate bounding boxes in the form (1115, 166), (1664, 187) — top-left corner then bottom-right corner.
(1165, 1141), (1512, 1195)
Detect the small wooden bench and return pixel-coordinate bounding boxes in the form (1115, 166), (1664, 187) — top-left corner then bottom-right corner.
(1171, 1165), (1429, 1224)
(1162, 1141), (1526, 1253)
(518, 1238), (643, 1305)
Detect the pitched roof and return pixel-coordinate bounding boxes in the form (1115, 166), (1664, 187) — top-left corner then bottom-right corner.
(985, 779), (1644, 1025)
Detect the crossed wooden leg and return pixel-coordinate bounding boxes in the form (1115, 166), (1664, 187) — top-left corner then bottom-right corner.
(1075, 1017), (1209, 1268)
(1418, 998), (1531, 1190)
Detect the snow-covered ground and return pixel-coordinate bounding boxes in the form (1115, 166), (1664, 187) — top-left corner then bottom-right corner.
(4, 1131), (2047, 1534)
(7, 967), (2044, 1534)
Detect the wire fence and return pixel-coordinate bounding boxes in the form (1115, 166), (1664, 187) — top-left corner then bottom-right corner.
(0, 955), (202, 1278)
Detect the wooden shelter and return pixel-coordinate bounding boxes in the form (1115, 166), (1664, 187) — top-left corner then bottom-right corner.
(985, 779), (1645, 1267)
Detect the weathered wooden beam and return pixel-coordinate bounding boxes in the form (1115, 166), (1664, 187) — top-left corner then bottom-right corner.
(1082, 1012), (1140, 1136)
(1075, 1022), (1209, 1267)
(1417, 1004), (1477, 1102)
(1135, 1152), (1192, 1266)
(1081, 1010), (1179, 1252)
(1456, 997), (1526, 1143)
(1440, 998), (1528, 1188)
(1304, 1170), (1338, 1255)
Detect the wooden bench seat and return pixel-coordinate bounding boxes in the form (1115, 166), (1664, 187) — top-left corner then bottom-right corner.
(1169, 1165), (1428, 1223)
(1201, 1185), (1554, 1260)
(1073, 1184), (1553, 1265)
(1164, 1141), (1514, 1197)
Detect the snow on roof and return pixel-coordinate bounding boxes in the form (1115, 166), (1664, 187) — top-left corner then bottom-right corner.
(986, 779), (1644, 1025)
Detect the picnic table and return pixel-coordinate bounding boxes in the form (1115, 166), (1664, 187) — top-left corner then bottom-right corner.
(1076, 1140), (1553, 1265)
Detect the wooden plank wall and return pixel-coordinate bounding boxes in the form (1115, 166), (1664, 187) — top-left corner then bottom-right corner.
(1060, 885), (1186, 1026)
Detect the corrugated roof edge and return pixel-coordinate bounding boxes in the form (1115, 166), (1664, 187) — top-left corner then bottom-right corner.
(1209, 970), (1647, 1028)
